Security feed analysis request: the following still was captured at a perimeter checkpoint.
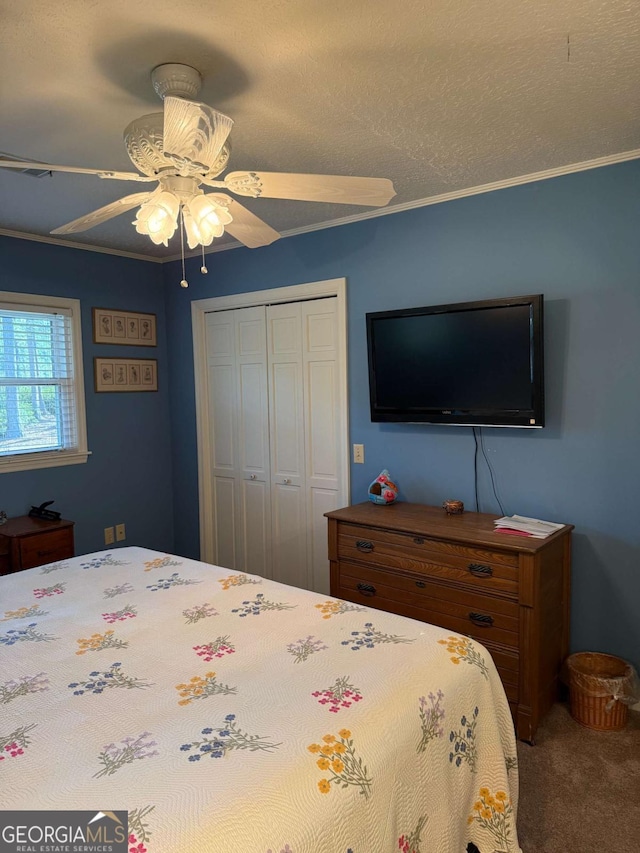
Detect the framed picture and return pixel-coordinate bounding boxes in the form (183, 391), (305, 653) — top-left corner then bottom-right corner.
(93, 308), (157, 347)
(94, 358), (158, 392)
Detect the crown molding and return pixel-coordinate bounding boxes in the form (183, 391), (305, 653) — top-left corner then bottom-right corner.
(166, 147), (640, 260)
(0, 228), (162, 262)
(276, 146), (640, 236)
(4, 147), (640, 263)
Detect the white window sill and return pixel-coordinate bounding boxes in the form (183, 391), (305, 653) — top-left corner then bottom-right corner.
(0, 449), (91, 474)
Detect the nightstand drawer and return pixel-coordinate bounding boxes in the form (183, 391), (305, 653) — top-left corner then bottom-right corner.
(19, 528), (74, 569)
(338, 524), (518, 597)
(338, 561), (519, 649)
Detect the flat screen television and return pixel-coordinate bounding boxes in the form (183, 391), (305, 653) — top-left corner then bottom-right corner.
(366, 294), (544, 427)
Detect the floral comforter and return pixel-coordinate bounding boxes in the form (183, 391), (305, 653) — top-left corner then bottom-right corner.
(0, 547), (521, 853)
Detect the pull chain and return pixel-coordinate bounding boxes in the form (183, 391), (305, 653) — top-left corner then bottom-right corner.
(201, 244), (208, 275)
(179, 207), (189, 288)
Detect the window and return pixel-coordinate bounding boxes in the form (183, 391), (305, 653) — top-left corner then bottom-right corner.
(0, 291), (88, 473)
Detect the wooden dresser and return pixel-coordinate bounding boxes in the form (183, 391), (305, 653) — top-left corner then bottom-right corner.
(325, 502), (572, 742)
(0, 516), (75, 575)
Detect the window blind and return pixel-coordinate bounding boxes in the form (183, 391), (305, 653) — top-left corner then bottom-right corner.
(0, 304), (79, 458)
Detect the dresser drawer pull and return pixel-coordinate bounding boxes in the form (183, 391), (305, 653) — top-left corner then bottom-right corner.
(413, 537), (425, 545)
(469, 612), (494, 628)
(37, 549), (57, 558)
(356, 582), (377, 597)
(468, 563), (493, 578)
(355, 540), (374, 553)
(415, 580), (427, 588)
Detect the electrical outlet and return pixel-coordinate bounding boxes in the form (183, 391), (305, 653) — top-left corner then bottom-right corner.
(353, 443), (365, 464)
(104, 526), (115, 545)
(115, 523), (126, 542)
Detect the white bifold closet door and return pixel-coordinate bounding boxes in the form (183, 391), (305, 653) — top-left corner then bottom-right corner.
(204, 297), (343, 594)
(205, 306), (271, 579)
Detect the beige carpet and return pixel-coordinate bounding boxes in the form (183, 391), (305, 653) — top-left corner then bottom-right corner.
(516, 703), (640, 853)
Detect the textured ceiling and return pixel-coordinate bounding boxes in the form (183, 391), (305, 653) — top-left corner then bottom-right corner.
(1, 0), (639, 259)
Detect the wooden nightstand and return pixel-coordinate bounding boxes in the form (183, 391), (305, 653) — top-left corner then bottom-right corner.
(325, 502), (573, 743)
(0, 516), (75, 575)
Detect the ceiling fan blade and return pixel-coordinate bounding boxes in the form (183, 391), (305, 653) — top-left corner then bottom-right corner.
(50, 192), (154, 235)
(163, 96), (233, 173)
(0, 158), (152, 181)
(224, 198), (280, 249)
(224, 171), (396, 207)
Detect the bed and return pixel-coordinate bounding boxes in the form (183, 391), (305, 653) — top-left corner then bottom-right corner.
(0, 547), (521, 853)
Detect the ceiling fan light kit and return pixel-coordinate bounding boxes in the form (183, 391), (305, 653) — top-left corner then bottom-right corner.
(134, 189), (180, 245)
(0, 62), (396, 285)
(185, 194), (233, 246)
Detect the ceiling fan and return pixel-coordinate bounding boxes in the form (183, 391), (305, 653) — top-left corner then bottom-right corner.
(0, 63), (396, 268)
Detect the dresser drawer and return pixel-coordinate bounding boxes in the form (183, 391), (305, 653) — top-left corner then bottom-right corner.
(19, 528), (74, 569)
(338, 523), (518, 597)
(327, 503), (573, 742)
(501, 681), (519, 703)
(483, 641), (519, 702)
(337, 561), (519, 649)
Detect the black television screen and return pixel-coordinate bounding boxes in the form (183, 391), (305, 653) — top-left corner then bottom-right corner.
(366, 295), (544, 427)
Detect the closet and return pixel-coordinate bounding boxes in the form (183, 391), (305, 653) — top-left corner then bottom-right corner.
(203, 295), (346, 594)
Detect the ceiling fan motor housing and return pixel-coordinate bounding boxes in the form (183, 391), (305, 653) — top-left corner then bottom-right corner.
(123, 113), (166, 175)
(123, 112), (231, 178)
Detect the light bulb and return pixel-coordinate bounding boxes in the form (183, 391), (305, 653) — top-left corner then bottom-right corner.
(134, 191), (180, 246)
(187, 194), (233, 246)
(182, 209), (203, 250)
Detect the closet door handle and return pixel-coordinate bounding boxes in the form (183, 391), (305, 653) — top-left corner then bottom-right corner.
(356, 582), (376, 597)
(469, 612), (494, 628)
(355, 540), (374, 553)
(249, 474), (257, 480)
(283, 478), (291, 485)
(468, 563), (493, 578)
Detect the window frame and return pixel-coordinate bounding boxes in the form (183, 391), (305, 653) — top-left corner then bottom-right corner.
(0, 290), (89, 474)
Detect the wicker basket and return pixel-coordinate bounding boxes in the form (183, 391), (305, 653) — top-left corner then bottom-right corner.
(567, 652), (633, 731)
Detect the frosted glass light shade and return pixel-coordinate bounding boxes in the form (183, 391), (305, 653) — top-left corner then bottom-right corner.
(134, 191), (180, 246)
(187, 194), (233, 246)
(182, 209), (202, 250)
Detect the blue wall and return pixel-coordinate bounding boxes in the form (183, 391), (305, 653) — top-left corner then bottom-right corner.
(2, 160), (638, 671)
(163, 160), (640, 671)
(0, 236), (174, 555)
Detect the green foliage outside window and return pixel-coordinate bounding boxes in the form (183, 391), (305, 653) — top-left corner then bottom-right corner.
(0, 314), (63, 448)
(0, 386), (57, 438)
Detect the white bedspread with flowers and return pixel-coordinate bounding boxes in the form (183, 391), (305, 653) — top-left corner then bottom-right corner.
(0, 547), (522, 853)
